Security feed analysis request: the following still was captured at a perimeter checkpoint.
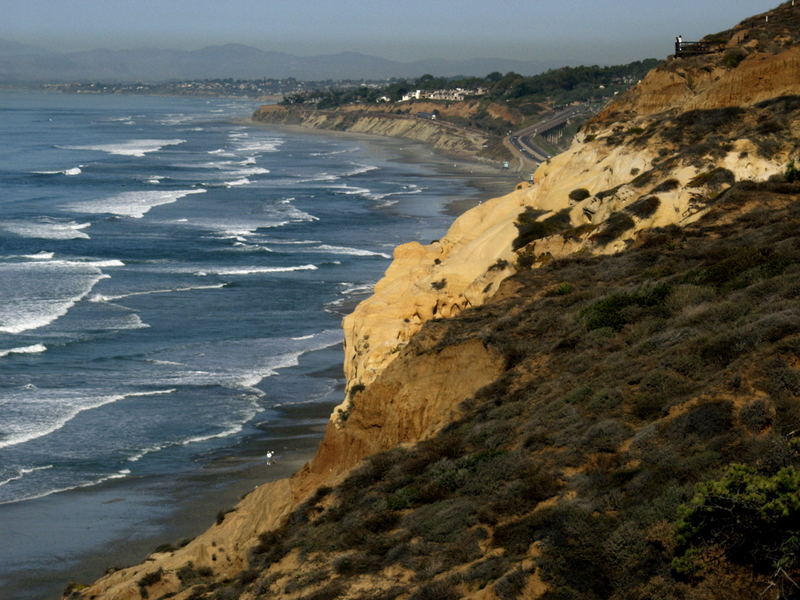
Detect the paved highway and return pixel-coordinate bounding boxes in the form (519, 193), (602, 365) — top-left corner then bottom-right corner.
(506, 104), (598, 170)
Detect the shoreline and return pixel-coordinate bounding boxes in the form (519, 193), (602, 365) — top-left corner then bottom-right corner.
(0, 367), (339, 600)
(1, 114), (521, 600)
(243, 118), (522, 212)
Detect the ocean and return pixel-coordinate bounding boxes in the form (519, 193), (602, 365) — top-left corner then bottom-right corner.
(0, 90), (509, 598)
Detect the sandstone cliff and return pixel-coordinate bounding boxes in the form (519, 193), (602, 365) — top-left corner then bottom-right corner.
(252, 105), (496, 161)
(69, 4), (800, 600)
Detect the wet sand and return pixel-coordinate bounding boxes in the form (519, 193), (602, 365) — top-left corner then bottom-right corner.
(0, 383), (339, 600)
(247, 119), (523, 216)
(5, 121), (521, 600)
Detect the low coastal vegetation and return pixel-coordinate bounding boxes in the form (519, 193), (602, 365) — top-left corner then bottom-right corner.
(64, 4), (800, 599)
(281, 60), (659, 116)
(164, 178), (800, 600)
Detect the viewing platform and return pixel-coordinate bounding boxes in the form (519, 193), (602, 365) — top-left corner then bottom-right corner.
(675, 40), (723, 56)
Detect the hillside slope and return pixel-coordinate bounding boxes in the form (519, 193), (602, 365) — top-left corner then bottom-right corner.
(68, 3), (800, 599)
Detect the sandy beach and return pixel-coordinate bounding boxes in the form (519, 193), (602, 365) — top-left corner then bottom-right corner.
(245, 118), (523, 213)
(0, 119), (520, 600)
(0, 342), (341, 600)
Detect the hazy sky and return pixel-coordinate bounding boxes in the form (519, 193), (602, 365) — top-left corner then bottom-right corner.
(4, 0), (781, 63)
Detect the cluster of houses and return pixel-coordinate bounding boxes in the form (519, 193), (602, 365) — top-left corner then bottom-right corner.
(396, 87), (488, 103)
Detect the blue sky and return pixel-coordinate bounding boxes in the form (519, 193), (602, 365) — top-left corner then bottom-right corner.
(4, 0), (781, 63)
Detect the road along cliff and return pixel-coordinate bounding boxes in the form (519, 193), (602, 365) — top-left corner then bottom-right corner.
(68, 3), (800, 599)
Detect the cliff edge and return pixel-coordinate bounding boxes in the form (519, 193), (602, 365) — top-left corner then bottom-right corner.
(68, 3), (800, 600)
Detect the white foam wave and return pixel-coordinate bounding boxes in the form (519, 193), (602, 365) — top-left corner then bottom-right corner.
(265, 239), (321, 245)
(232, 167), (269, 176)
(158, 114), (194, 126)
(111, 313), (150, 330)
(1, 220), (91, 240)
(200, 264), (318, 276)
(33, 166), (82, 176)
(16, 252), (55, 260)
(234, 139), (283, 153)
(0, 388), (176, 451)
(0, 465), (53, 489)
(0, 344), (47, 359)
(367, 184), (424, 203)
(339, 283), (375, 296)
(343, 164), (379, 177)
(89, 283), (226, 302)
(308, 244), (390, 259)
(66, 189), (206, 218)
(0, 260), (113, 334)
(81, 259), (125, 268)
(298, 173), (340, 183)
(331, 184), (372, 196)
(0, 470), (130, 505)
(63, 139), (186, 157)
(224, 177), (251, 187)
(309, 148), (358, 157)
(180, 422), (247, 446)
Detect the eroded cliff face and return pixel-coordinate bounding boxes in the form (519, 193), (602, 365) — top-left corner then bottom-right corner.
(69, 333), (503, 600)
(252, 105), (493, 159)
(70, 4), (800, 599)
(336, 37), (800, 420)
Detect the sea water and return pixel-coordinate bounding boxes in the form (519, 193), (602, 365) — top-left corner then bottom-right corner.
(0, 91), (489, 596)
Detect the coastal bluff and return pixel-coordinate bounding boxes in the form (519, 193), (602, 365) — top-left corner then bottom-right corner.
(252, 105), (495, 160)
(68, 3), (800, 599)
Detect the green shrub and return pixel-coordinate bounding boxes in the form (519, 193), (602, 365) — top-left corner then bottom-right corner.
(463, 556), (511, 587)
(544, 283), (574, 297)
(494, 568), (528, 600)
(650, 179), (680, 194)
(580, 283), (671, 331)
(739, 399), (774, 433)
(580, 419), (633, 452)
(297, 581), (349, 600)
(786, 160), (800, 183)
(589, 212), (635, 246)
(351, 587), (407, 600)
(687, 167), (735, 188)
(721, 47), (747, 69)
(408, 580), (460, 600)
(333, 552), (381, 575)
(513, 208), (572, 250)
(626, 196), (660, 219)
(137, 569), (163, 598)
(488, 259), (509, 271)
(674, 464), (800, 587)
(568, 188), (591, 203)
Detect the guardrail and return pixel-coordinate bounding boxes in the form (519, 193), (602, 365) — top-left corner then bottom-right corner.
(676, 41), (722, 56)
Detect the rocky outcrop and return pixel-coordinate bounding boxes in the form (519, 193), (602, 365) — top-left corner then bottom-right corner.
(252, 105), (494, 159)
(68, 331), (503, 600)
(68, 4), (800, 599)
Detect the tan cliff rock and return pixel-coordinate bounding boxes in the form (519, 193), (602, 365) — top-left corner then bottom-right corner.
(599, 45), (800, 121)
(69, 5), (800, 598)
(69, 335), (503, 600)
(252, 105), (493, 159)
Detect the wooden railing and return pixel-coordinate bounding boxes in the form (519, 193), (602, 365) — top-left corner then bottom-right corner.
(675, 41), (722, 56)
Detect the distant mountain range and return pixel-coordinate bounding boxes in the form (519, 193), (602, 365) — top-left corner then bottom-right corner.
(0, 40), (571, 82)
